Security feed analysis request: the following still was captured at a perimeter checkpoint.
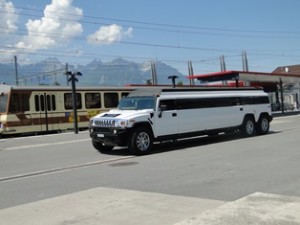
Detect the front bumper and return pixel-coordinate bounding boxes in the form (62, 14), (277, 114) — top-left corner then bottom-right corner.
(89, 126), (130, 146)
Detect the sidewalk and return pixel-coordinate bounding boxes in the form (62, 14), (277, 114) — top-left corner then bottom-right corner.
(272, 110), (300, 117)
(1, 187), (300, 225)
(175, 192), (300, 225)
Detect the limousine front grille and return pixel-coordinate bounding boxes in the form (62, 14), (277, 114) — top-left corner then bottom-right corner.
(94, 119), (115, 127)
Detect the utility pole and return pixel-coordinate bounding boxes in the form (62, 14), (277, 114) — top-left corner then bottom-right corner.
(279, 78), (284, 114)
(14, 56), (19, 86)
(220, 55), (226, 72)
(242, 51), (249, 72)
(65, 71), (82, 134)
(220, 55), (227, 86)
(65, 63), (69, 86)
(188, 60), (195, 86)
(151, 61), (158, 85)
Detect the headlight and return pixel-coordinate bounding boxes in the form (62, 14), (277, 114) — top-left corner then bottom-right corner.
(89, 119), (94, 126)
(115, 119), (128, 128)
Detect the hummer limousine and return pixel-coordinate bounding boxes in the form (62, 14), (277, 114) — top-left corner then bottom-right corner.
(89, 87), (273, 155)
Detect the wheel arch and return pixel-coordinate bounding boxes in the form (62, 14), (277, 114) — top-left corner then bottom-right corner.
(258, 112), (272, 122)
(243, 113), (255, 123)
(132, 121), (154, 136)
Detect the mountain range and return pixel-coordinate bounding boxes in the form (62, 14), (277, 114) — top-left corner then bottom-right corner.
(0, 58), (185, 87)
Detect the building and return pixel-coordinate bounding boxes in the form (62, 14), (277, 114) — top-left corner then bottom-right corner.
(188, 66), (300, 113)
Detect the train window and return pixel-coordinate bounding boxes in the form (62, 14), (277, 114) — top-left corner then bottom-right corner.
(64, 93), (82, 110)
(35, 95), (40, 111)
(121, 92), (129, 98)
(0, 93), (8, 112)
(11, 94), (19, 112)
(47, 95), (51, 111)
(40, 95), (45, 111)
(104, 93), (118, 108)
(34, 94), (56, 111)
(8, 93), (19, 113)
(64, 93), (72, 109)
(52, 95), (56, 111)
(85, 93), (101, 109)
(21, 94), (30, 111)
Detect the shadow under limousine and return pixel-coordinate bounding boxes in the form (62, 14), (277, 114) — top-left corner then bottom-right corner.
(100, 130), (280, 156)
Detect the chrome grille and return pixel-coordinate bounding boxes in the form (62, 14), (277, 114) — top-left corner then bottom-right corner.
(94, 119), (114, 127)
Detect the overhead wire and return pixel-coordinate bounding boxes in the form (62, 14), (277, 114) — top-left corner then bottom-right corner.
(0, 2), (299, 78)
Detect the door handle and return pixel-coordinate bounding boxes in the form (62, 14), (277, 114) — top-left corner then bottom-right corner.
(240, 108), (243, 111)
(172, 113), (177, 117)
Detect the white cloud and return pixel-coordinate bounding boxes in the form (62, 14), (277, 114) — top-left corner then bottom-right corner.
(15, 0), (83, 50)
(87, 24), (133, 45)
(0, 0), (18, 33)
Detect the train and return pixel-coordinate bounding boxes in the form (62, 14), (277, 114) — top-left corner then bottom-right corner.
(0, 84), (137, 137)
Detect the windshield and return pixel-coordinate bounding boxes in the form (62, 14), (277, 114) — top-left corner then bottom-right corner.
(118, 97), (155, 110)
(0, 94), (8, 113)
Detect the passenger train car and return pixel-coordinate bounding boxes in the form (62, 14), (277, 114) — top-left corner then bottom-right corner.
(0, 84), (135, 137)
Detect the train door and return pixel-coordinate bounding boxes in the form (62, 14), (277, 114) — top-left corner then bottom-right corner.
(9, 92), (32, 132)
(34, 93), (57, 132)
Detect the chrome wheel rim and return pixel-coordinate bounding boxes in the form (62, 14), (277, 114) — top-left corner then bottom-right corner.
(261, 118), (269, 132)
(246, 120), (254, 134)
(136, 132), (150, 151)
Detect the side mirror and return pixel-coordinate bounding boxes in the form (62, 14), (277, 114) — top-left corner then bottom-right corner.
(158, 104), (167, 118)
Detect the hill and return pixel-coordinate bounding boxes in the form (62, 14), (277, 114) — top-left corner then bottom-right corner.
(0, 58), (185, 86)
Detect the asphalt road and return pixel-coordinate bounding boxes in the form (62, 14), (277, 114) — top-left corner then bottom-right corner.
(0, 114), (300, 224)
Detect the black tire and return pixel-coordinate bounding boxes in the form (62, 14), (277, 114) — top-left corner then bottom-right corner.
(240, 116), (256, 137)
(128, 127), (153, 155)
(256, 116), (270, 135)
(92, 140), (113, 153)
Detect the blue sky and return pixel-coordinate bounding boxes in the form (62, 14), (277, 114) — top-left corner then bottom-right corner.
(1, 0), (300, 76)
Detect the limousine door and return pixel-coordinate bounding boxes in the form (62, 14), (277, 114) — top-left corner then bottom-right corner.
(154, 99), (179, 137)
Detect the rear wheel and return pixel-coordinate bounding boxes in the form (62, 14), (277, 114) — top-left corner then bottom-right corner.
(256, 116), (270, 135)
(92, 140), (113, 153)
(241, 116), (256, 137)
(128, 127), (153, 155)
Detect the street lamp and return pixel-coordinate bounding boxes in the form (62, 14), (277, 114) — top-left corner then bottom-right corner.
(168, 75), (178, 88)
(65, 71), (82, 134)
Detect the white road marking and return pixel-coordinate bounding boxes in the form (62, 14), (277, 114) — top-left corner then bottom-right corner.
(3, 139), (90, 151)
(0, 156), (135, 182)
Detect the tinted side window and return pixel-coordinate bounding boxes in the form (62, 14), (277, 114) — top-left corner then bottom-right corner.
(159, 100), (176, 110)
(176, 98), (237, 109)
(240, 96), (269, 105)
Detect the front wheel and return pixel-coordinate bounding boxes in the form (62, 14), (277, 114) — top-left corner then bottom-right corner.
(128, 127), (153, 155)
(92, 140), (113, 153)
(240, 116), (256, 137)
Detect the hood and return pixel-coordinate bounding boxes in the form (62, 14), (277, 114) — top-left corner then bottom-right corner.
(93, 109), (154, 120)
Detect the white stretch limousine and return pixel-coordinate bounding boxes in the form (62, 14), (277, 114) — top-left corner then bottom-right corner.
(89, 87), (273, 155)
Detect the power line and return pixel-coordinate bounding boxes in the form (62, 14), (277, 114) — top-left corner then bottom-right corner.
(1, 4), (300, 38)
